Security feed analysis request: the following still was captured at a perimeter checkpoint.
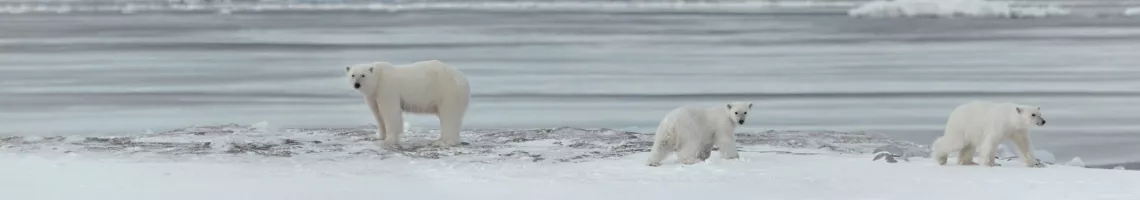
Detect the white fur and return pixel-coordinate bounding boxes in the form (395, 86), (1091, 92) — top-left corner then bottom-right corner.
(931, 101), (1047, 167)
(646, 102), (752, 167)
(345, 60), (471, 149)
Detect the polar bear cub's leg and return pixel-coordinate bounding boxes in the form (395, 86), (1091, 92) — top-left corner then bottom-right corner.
(714, 130), (740, 159)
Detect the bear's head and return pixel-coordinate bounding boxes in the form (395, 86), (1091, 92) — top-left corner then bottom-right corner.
(1015, 106), (1046, 127)
(344, 62), (390, 93)
(724, 102), (753, 126)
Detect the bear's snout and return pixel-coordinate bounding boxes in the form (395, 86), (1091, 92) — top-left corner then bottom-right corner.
(354, 83), (361, 89)
(738, 120), (744, 125)
(1039, 120), (1046, 126)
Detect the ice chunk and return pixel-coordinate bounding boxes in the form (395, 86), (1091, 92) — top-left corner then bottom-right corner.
(1064, 157), (1085, 167)
(1126, 7), (1140, 16)
(848, 0), (1070, 18)
(1035, 150), (1056, 164)
(251, 121), (271, 132)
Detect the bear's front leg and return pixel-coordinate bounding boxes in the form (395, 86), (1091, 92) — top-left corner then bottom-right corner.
(379, 101), (405, 150)
(697, 143), (713, 161)
(978, 132), (1003, 167)
(676, 142), (703, 165)
(715, 130), (740, 159)
(1011, 131), (1043, 168)
(366, 97), (386, 141)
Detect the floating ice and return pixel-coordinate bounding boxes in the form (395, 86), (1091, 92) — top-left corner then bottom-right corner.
(848, 0), (1070, 18)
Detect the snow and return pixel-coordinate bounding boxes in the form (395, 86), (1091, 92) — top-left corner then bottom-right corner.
(848, 0), (1070, 18)
(2, 123), (1138, 199)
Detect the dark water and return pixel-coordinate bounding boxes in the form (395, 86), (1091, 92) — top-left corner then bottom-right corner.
(2, 4), (1140, 166)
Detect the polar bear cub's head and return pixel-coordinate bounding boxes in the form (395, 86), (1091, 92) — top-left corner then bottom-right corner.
(724, 102), (753, 125)
(1015, 106), (1046, 127)
(344, 62), (389, 93)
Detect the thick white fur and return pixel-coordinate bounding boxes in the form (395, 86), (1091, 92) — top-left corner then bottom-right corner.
(647, 102), (752, 167)
(932, 101), (1047, 167)
(345, 60), (471, 149)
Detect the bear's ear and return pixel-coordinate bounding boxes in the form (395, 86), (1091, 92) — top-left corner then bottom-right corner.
(1016, 107), (1022, 114)
(748, 103), (753, 109)
(726, 104), (732, 109)
(345, 66), (351, 72)
(369, 67), (374, 73)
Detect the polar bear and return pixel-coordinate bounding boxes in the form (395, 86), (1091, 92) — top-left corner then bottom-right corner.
(931, 101), (1046, 167)
(345, 60), (471, 149)
(646, 102), (752, 167)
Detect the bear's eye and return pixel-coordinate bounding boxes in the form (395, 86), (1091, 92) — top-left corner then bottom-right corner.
(743, 112), (747, 115)
(1031, 114), (1036, 117)
(361, 75), (366, 78)
(734, 112), (739, 114)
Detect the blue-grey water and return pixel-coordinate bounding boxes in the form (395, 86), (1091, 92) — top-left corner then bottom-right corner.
(2, 0), (1140, 167)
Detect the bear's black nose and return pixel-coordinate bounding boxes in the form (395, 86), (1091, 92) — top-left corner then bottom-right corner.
(1041, 120), (1046, 125)
(738, 120), (744, 125)
(354, 83), (361, 89)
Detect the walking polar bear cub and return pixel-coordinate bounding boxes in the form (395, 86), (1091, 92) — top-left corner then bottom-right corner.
(647, 102), (752, 167)
(345, 60), (471, 149)
(932, 101), (1047, 168)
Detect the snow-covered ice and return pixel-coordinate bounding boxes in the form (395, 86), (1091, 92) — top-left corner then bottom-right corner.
(2, 123), (1138, 200)
(848, 0), (1070, 18)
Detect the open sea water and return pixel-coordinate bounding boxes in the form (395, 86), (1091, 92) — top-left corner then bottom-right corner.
(2, 0), (1140, 167)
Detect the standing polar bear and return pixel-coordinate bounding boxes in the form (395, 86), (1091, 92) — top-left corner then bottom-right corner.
(932, 101), (1047, 168)
(647, 102), (752, 167)
(345, 60), (471, 149)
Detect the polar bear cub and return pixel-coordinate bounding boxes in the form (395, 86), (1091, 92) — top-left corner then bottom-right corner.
(647, 102), (752, 167)
(345, 60), (471, 149)
(932, 101), (1047, 167)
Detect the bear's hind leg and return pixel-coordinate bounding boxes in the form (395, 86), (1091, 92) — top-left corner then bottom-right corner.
(432, 102), (467, 147)
(977, 132), (1004, 167)
(957, 145), (978, 165)
(932, 135), (965, 165)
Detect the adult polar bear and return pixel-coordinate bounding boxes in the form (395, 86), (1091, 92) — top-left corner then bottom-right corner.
(647, 102), (752, 167)
(345, 60), (471, 149)
(932, 101), (1047, 168)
